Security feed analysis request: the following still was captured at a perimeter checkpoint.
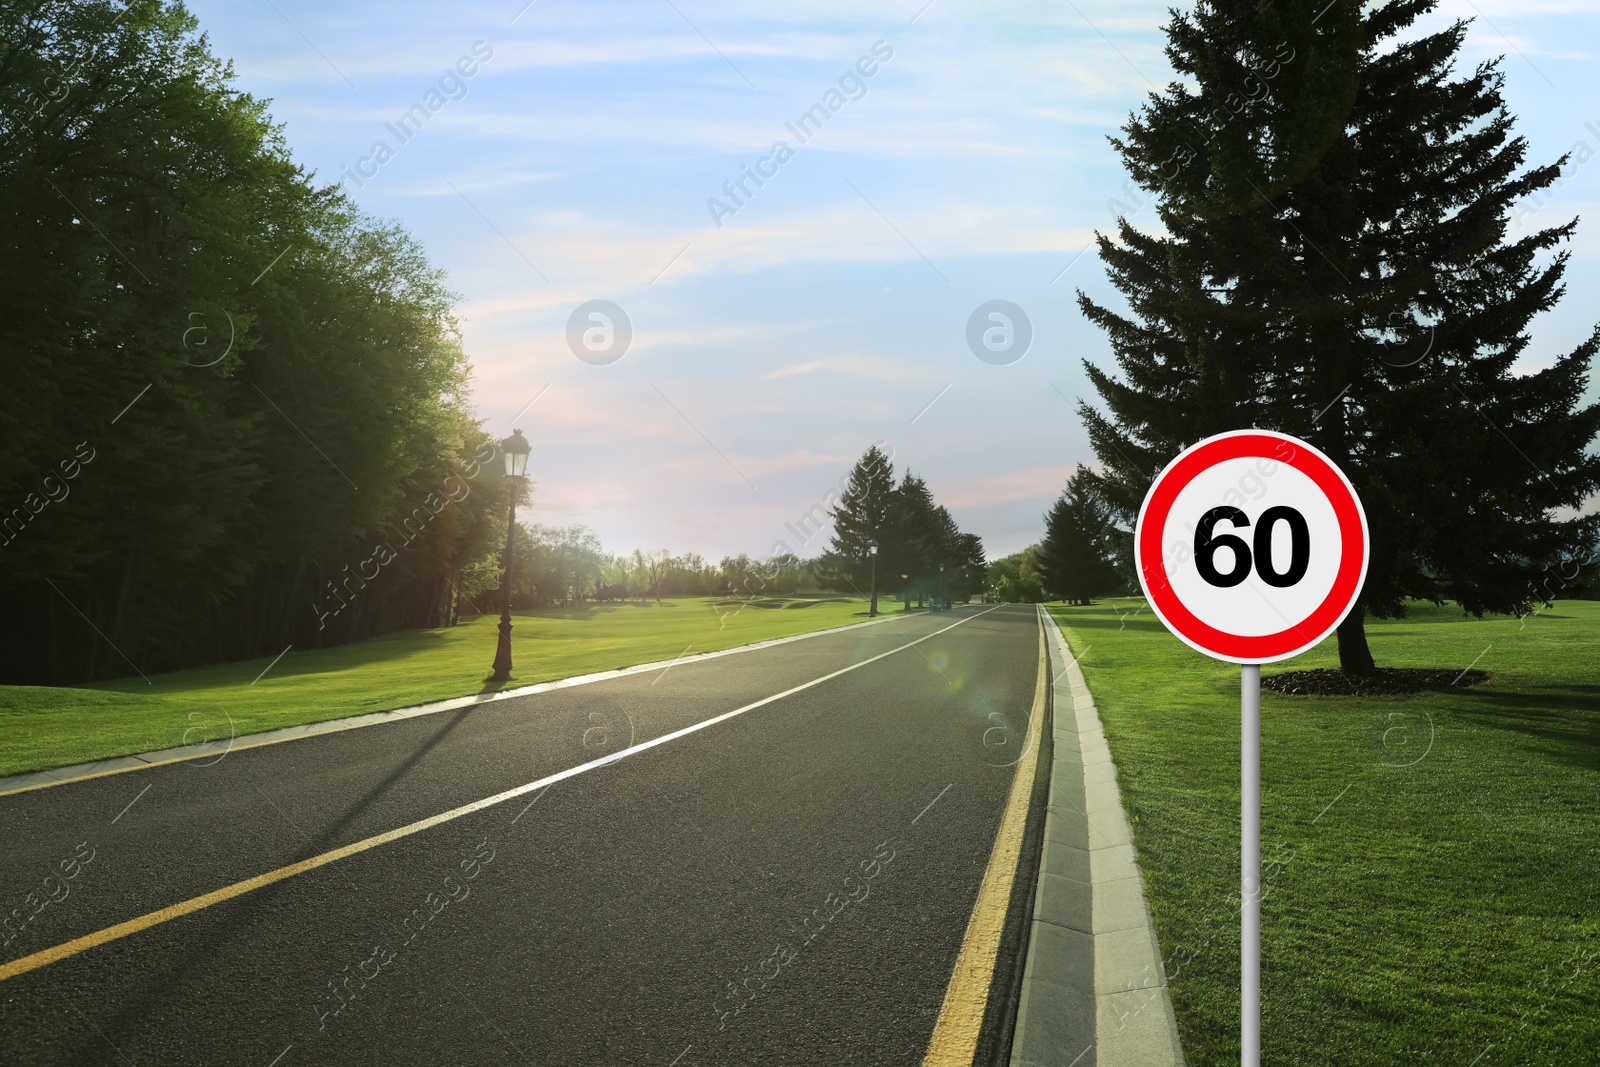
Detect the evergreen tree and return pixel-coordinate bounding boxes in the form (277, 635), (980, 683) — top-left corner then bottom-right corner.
(827, 445), (896, 613)
(1077, 0), (1600, 673)
(1037, 465), (1119, 605)
(927, 504), (960, 604)
(955, 532), (987, 601)
(826, 448), (984, 610)
(889, 472), (938, 606)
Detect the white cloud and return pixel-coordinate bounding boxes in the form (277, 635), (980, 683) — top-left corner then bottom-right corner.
(184, 0), (1600, 562)
(930, 464), (1074, 509)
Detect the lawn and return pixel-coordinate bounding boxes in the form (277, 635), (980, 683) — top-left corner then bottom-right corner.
(1047, 597), (1599, 1066)
(0, 595), (872, 778)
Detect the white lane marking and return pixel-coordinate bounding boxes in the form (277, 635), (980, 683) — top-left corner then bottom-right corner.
(1, 607), (1009, 985)
(487, 607), (1001, 825)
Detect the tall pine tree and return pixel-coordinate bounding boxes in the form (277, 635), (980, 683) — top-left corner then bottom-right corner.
(889, 472), (938, 605)
(827, 445), (896, 613)
(826, 449), (985, 609)
(1037, 465), (1119, 605)
(1078, 0), (1600, 673)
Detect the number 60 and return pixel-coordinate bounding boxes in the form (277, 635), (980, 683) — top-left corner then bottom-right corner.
(1194, 506), (1310, 588)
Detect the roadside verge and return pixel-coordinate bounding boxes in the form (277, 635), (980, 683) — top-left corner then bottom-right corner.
(0, 609), (920, 798)
(1007, 607), (1185, 1067)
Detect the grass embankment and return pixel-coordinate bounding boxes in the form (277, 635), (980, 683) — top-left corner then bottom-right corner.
(1047, 598), (1599, 1066)
(0, 595), (871, 778)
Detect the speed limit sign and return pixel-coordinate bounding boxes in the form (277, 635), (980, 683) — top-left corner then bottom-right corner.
(1135, 429), (1369, 662)
(1134, 429), (1368, 1067)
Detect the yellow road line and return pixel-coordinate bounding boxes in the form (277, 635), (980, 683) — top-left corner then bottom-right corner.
(0, 779), (511, 983)
(921, 607), (1048, 1066)
(0, 607), (1000, 984)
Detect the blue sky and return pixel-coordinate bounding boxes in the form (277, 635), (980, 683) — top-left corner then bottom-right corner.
(186, 0), (1600, 561)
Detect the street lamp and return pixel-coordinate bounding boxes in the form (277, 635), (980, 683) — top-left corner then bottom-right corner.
(940, 563), (946, 609)
(490, 429), (531, 682)
(868, 541), (879, 618)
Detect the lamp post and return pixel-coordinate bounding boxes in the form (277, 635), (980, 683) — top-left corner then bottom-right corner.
(940, 563), (946, 608)
(490, 429), (531, 683)
(868, 542), (878, 617)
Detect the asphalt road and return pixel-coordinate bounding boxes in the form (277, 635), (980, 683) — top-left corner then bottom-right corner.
(0, 603), (1044, 1066)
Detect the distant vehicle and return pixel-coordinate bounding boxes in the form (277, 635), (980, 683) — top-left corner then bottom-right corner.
(930, 596), (952, 612)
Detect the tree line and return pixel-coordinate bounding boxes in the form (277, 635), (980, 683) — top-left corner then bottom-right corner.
(487, 527), (822, 611)
(490, 449), (992, 616)
(15, 0), (1595, 688)
(821, 445), (987, 610)
(492, 448), (993, 614)
(0, 0), (519, 685)
(0, 2), (829, 686)
(985, 466), (1123, 606)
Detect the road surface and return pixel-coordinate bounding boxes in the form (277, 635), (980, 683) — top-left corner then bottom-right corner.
(0, 603), (1046, 1066)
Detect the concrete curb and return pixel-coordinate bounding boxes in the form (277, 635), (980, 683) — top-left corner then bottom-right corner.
(0, 608), (925, 798)
(1009, 609), (1185, 1067)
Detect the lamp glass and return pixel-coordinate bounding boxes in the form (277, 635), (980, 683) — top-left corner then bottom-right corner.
(502, 430), (532, 478)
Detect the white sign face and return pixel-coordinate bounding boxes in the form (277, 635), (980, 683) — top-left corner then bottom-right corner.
(1134, 430), (1369, 664)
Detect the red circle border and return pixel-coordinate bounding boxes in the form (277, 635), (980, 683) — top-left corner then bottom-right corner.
(1134, 431), (1368, 664)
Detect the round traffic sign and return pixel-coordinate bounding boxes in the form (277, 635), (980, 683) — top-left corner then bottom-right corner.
(1134, 430), (1368, 664)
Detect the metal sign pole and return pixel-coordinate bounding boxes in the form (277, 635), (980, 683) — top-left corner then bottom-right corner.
(1241, 663), (1261, 1067)
(1136, 432), (1367, 1065)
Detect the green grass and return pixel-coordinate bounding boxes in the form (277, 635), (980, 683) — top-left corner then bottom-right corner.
(1047, 598), (1599, 1066)
(0, 595), (873, 778)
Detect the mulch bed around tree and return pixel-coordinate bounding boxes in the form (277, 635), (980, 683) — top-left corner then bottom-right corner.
(1262, 667), (1491, 696)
